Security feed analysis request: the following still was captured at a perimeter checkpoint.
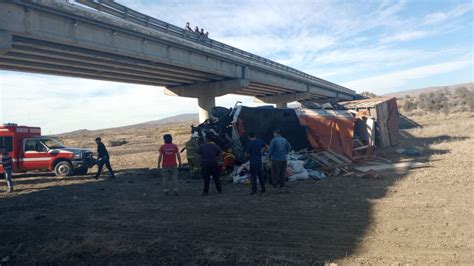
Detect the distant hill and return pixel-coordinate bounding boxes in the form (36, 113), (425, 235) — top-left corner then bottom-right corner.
(384, 82), (473, 98)
(57, 113), (198, 136)
(132, 113), (198, 127)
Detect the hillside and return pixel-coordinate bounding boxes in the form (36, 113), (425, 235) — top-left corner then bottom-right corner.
(384, 82), (473, 98)
(57, 113), (197, 137)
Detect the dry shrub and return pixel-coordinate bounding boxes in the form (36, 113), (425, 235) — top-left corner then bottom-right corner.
(400, 87), (474, 114)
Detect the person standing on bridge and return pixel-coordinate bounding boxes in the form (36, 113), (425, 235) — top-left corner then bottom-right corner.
(268, 129), (291, 191)
(94, 137), (116, 179)
(0, 146), (14, 193)
(194, 26), (200, 33)
(198, 135), (223, 196)
(158, 134), (181, 196)
(185, 22), (193, 31)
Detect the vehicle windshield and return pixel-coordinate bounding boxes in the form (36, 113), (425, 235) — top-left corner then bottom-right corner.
(42, 138), (66, 149)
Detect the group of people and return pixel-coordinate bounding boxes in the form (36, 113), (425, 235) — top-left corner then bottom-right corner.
(156, 129), (292, 196)
(1, 130), (292, 196)
(185, 22), (209, 38)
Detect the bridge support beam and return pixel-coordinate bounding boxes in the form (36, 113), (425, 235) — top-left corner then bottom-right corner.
(0, 31), (12, 55)
(165, 78), (250, 122)
(198, 96), (216, 123)
(255, 92), (311, 108)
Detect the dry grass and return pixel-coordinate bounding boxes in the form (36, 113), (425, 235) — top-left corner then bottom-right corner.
(0, 113), (473, 264)
(340, 112), (474, 264)
(59, 122), (194, 170)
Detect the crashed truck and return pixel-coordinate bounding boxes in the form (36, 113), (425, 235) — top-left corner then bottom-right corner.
(185, 98), (400, 177)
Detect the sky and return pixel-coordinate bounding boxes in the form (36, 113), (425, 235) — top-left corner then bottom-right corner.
(1, 0), (473, 134)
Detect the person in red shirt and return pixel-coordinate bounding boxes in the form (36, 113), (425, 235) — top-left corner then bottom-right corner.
(158, 134), (181, 195)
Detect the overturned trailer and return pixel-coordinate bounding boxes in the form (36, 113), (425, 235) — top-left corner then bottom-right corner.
(186, 98), (400, 173)
(338, 97), (400, 147)
(298, 108), (355, 159)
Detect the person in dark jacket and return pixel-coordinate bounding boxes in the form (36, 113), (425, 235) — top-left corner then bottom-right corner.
(94, 137), (116, 179)
(0, 146), (14, 193)
(245, 132), (267, 195)
(198, 135), (222, 196)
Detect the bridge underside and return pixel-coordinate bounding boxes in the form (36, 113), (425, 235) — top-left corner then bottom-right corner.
(0, 35), (331, 99)
(0, 0), (357, 122)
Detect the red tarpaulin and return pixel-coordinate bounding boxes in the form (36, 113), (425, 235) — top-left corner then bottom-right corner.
(298, 109), (355, 159)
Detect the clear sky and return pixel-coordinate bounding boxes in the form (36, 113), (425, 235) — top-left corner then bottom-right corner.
(1, 0), (473, 134)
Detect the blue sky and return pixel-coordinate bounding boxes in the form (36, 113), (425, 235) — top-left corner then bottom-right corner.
(1, 0), (473, 133)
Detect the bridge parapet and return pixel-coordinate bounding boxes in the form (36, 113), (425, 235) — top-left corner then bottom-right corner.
(73, 0), (354, 95)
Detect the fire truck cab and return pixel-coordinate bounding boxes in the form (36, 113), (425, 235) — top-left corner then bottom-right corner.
(0, 124), (95, 177)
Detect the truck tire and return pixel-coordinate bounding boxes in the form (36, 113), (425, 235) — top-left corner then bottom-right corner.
(54, 161), (73, 177)
(74, 167), (88, 175)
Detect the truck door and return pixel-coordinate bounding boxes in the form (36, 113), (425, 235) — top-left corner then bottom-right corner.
(21, 139), (51, 170)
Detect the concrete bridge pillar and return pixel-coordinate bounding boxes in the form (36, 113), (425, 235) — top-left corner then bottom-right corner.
(164, 78), (250, 123)
(198, 96), (216, 123)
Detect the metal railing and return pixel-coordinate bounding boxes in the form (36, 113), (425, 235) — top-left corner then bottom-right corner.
(74, 0), (354, 94)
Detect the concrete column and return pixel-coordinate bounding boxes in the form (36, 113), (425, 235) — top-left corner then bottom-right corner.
(0, 31), (12, 55)
(198, 96), (216, 123)
(276, 102), (287, 108)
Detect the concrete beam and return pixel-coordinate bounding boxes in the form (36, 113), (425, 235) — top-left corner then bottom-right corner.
(198, 96), (216, 123)
(165, 79), (250, 98)
(255, 92), (311, 104)
(0, 31), (12, 55)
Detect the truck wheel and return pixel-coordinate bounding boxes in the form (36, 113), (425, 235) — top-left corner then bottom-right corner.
(54, 161), (73, 177)
(74, 167), (88, 175)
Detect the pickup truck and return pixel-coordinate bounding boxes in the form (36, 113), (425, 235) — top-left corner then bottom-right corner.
(0, 123), (95, 177)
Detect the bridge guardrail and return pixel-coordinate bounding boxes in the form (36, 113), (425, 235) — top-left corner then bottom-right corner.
(74, 0), (353, 94)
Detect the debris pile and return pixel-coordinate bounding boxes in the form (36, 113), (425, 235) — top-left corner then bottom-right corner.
(184, 98), (428, 185)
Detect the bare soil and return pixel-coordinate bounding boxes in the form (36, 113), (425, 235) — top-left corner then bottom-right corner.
(0, 114), (472, 265)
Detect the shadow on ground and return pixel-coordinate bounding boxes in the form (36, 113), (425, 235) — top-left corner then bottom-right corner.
(0, 132), (469, 264)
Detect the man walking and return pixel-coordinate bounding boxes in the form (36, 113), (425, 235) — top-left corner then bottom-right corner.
(158, 134), (181, 195)
(94, 137), (116, 179)
(0, 146), (14, 193)
(268, 129), (291, 190)
(245, 132), (267, 195)
(198, 135), (223, 196)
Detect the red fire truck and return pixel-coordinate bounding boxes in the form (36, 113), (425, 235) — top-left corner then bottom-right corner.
(0, 124), (95, 177)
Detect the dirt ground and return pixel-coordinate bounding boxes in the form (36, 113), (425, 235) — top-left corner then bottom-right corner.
(0, 114), (472, 265)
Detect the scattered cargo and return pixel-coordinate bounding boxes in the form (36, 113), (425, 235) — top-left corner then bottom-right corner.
(185, 98), (403, 183)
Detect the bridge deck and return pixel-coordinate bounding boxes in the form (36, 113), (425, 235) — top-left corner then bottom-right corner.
(0, 0), (356, 101)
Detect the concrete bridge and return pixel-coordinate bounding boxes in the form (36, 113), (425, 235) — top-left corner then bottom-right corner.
(0, 0), (357, 122)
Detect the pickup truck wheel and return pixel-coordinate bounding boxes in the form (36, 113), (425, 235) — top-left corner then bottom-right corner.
(54, 161), (73, 177)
